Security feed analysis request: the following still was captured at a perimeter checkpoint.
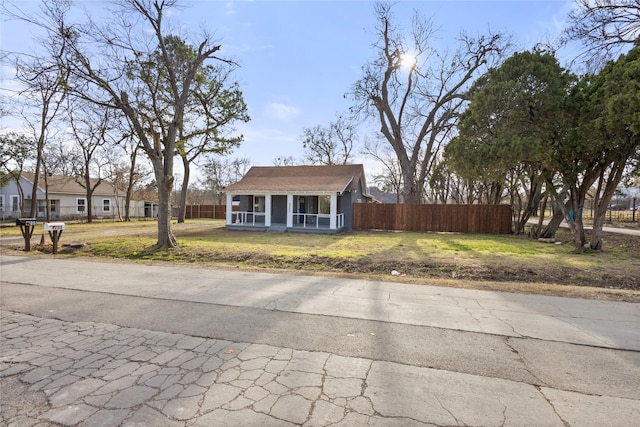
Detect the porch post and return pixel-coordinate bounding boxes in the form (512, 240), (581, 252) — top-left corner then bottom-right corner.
(226, 193), (233, 225)
(265, 194), (272, 227)
(330, 193), (337, 229)
(286, 194), (293, 228)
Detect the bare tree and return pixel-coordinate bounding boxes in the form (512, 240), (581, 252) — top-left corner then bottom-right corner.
(349, 2), (508, 203)
(2, 1), (72, 217)
(43, 0), (237, 248)
(67, 99), (119, 222)
(119, 130), (149, 221)
(363, 137), (402, 203)
(43, 141), (82, 177)
(273, 156), (297, 167)
(199, 156), (250, 204)
(174, 57), (249, 223)
(229, 157), (251, 184)
(103, 149), (127, 221)
(564, 0), (640, 64)
(301, 116), (356, 165)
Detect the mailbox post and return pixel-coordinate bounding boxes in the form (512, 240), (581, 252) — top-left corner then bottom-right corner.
(44, 222), (65, 255)
(16, 218), (37, 252)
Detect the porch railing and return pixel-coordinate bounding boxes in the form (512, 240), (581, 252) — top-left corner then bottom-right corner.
(231, 211), (344, 229)
(292, 213), (344, 229)
(231, 211), (266, 226)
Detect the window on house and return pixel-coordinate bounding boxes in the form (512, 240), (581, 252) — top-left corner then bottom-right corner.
(319, 196), (331, 214)
(0, 195), (4, 212)
(253, 196), (265, 212)
(77, 198), (86, 213)
(103, 199), (111, 212)
(10, 195), (19, 212)
(50, 200), (58, 213)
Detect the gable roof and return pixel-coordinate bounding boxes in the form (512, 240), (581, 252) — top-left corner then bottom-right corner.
(21, 172), (118, 197)
(225, 164), (367, 194)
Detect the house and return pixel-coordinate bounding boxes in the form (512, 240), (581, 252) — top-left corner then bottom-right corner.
(0, 172), (139, 220)
(224, 164), (371, 233)
(368, 187), (400, 204)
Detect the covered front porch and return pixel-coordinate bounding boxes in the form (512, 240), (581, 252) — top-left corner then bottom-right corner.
(225, 193), (345, 233)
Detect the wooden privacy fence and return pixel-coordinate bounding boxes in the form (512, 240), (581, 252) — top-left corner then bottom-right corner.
(352, 203), (513, 234)
(184, 205), (238, 219)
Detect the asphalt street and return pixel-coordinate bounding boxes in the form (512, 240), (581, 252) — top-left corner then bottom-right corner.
(1, 254), (639, 426)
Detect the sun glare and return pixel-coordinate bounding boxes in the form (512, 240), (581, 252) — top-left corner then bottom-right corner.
(400, 53), (417, 69)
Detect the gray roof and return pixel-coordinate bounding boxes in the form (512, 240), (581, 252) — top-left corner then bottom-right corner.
(225, 164), (367, 194)
(21, 172), (117, 196)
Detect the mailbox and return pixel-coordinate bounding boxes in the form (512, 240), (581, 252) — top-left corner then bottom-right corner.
(44, 222), (65, 255)
(16, 218), (37, 226)
(44, 222), (65, 231)
(16, 218), (37, 251)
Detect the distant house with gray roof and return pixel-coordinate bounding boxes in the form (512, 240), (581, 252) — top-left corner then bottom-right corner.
(0, 172), (146, 220)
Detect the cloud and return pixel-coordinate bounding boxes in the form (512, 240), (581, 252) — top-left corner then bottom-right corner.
(225, 3), (237, 15)
(265, 103), (301, 121)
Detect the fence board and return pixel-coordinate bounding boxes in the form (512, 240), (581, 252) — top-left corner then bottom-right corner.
(184, 205), (237, 220)
(352, 204), (512, 234)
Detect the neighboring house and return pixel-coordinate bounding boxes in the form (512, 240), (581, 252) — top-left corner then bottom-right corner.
(224, 164), (372, 233)
(1, 172), (129, 220)
(368, 187), (400, 204)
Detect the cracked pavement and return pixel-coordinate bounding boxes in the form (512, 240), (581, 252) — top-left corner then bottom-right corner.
(1, 255), (639, 426)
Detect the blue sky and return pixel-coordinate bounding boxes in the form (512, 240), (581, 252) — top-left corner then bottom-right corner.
(1, 0), (576, 178)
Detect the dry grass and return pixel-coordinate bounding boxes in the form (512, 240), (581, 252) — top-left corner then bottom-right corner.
(2, 219), (639, 302)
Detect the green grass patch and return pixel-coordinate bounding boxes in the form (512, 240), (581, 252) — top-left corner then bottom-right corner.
(4, 219), (638, 292)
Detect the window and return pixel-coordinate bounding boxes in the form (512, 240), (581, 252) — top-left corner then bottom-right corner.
(76, 198), (86, 213)
(253, 196), (265, 213)
(319, 196), (331, 214)
(50, 200), (58, 213)
(0, 195), (4, 212)
(10, 195), (19, 212)
(103, 199), (111, 212)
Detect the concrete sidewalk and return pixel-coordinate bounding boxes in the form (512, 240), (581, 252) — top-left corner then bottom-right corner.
(1, 255), (638, 350)
(1, 255), (639, 426)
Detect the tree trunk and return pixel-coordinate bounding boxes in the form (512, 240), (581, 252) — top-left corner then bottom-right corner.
(401, 166), (421, 204)
(155, 173), (177, 248)
(29, 137), (44, 218)
(177, 156), (190, 223)
(590, 210), (605, 251)
(44, 172), (50, 222)
(517, 180), (543, 235)
(539, 186), (570, 239)
(124, 148), (138, 222)
(540, 209), (563, 238)
(533, 194), (548, 238)
(84, 172), (93, 223)
(589, 160), (625, 251)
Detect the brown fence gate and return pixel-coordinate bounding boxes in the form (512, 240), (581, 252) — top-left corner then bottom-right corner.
(352, 204), (512, 234)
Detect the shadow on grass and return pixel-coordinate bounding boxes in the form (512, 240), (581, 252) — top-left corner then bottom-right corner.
(75, 226), (639, 291)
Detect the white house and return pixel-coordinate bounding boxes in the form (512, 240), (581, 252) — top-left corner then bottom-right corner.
(0, 172), (135, 220)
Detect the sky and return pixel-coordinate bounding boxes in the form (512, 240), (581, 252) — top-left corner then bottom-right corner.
(1, 0), (578, 181)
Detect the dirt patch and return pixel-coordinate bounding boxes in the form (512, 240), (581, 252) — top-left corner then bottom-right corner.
(2, 224), (639, 302)
(142, 229), (640, 294)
